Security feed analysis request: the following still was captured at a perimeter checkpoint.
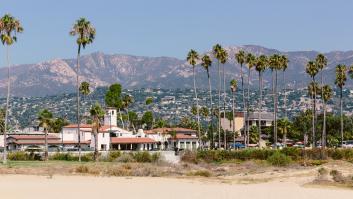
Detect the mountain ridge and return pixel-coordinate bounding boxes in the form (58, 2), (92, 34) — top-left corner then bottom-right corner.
(1, 45), (353, 97)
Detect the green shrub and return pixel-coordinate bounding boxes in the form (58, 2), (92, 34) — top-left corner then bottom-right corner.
(281, 147), (301, 160)
(133, 151), (152, 162)
(50, 153), (76, 161)
(81, 153), (94, 162)
(267, 151), (292, 167)
(151, 152), (161, 162)
(116, 153), (135, 163)
(7, 151), (34, 161)
(106, 151), (121, 162)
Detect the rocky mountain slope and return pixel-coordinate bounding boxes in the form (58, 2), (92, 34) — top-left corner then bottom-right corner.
(1, 45), (353, 97)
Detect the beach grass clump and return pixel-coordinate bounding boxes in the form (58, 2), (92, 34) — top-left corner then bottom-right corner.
(266, 151), (292, 167)
(181, 150), (199, 164)
(106, 151), (121, 162)
(50, 153), (76, 161)
(75, 165), (89, 173)
(187, 170), (212, 177)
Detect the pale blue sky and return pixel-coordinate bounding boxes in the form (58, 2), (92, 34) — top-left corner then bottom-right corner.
(1, 0), (353, 66)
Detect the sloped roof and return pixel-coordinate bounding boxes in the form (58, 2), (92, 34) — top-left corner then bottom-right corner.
(111, 137), (157, 144)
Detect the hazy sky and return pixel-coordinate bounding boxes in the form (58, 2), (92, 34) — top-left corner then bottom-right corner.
(1, 0), (353, 66)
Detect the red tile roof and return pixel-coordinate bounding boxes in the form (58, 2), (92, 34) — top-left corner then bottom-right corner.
(111, 137), (157, 144)
(9, 135), (60, 140)
(145, 127), (196, 134)
(169, 134), (198, 140)
(12, 140), (91, 145)
(99, 125), (118, 132)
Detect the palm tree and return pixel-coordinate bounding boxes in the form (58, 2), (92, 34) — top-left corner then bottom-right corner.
(230, 79), (237, 148)
(245, 53), (256, 146)
(220, 48), (228, 149)
(279, 55), (289, 145)
(235, 50), (246, 143)
(90, 102), (105, 161)
(305, 60), (319, 147)
(269, 54), (281, 148)
(70, 18), (96, 161)
(186, 49), (201, 147)
(38, 109), (53, 161)
(321, 85), (332, 149)
(335, 64), (347, 147)
(254, 55), (268, 147)
(212, 44), (223, 148)
(315, 54), (328, 96)
(201, 54), (213, 147)
(0, 14), (23, 164)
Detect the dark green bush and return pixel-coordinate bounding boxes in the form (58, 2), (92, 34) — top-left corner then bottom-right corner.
(133, 151), (152, 163)
(50, 153), (76, 161)
(106, 151), (121, 162)
(267, 151), (292, 167)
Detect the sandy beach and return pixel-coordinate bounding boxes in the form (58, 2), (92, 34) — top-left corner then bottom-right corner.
(0, 175), (352, 199)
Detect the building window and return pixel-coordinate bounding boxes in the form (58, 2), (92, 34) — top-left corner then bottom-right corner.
(111, 111), (114, 115)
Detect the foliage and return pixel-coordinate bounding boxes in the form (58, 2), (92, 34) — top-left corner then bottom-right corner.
(141, 111), (153, 130)
(104, 83), (122, 109)
(70, 17), (95, 49)
(50, 117), (69, 134)
(7, 151), (36, 161)
(266, 151), (292, 166)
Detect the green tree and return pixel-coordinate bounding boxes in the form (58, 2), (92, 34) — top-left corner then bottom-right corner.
(230, 79), (238, 147)
(220, 48), (228, 149)
(141, 111), (154, 130)
(0, 108), (5, 135)
(315, 54), (328, 99)
(70, 17), (96, 162)
(244, 53), (256, 146)
(255, 55), (268, 146)
(79, 81), (91, 122)
(280, 55), (289, 137)
(50, 117), (69, 134)
(90, 102), (105, 161)
(335, 64), (347, 146)
(321, 85), (332, 148)
(38, 109), (53, 161)
(105, 83), (124, 128)
(269, 54), (281, 147)
(0, 14), (23, 164)
(186, 49), (201, 146)
(306, 60), (319, 147)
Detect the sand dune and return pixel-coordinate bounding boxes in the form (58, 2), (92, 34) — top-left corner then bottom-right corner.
(0, 175), (352, 199)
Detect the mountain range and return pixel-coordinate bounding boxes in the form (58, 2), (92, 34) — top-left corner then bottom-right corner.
(1, 45), (353, 97)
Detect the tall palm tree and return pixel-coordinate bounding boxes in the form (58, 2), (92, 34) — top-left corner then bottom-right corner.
(38, 109), (53, 161)
(254, 55), (268, 147)
(0, 14), (23, 164)
(279, 55), (289, 145)
(212, 44), (223, 148)
(335, 64), (347, 147)
(186, 49), (201, 147)
(245, 53), (256, 146)
(321, 85), (332, 149)
(269, 54), (281, 147)
(201, 54), (213, 147)
(235, 50), (246, 142)
(305, 60), (319, 147)
(90, 102), (105, 161)
(220, 48), (228, 149)
(230, 79), (237, 148)
(70, 18), (96, 161)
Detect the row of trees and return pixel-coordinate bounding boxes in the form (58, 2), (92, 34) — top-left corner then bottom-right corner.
(187, 46), (289, 149)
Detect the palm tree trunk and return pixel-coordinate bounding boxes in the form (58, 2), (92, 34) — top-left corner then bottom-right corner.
(283, 71), (288, 142)
(274, 70), (278, 148)
(258, 71), (262, 147)
(94, 129), (98, 161)
(246, 69), (251, 147)
(240, 64), (246, 145)
(3, 45), (10, 164)
(232, 91), (236, 149)
(118, 108), (125, 129)
(222, 64), (227, 150)
(45, 128), (48, 161)
(126, 107), (131, 130)
(76, 44), (82, 162)
(272, 71), (276, 148)
(322, 101), (326, 148)
(340, 87), (343, 146)
(207, 71), (214, 149)
(192, 67), (201, 148)
(217, 61), (221, 148)
(313, 77), (317, 148)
